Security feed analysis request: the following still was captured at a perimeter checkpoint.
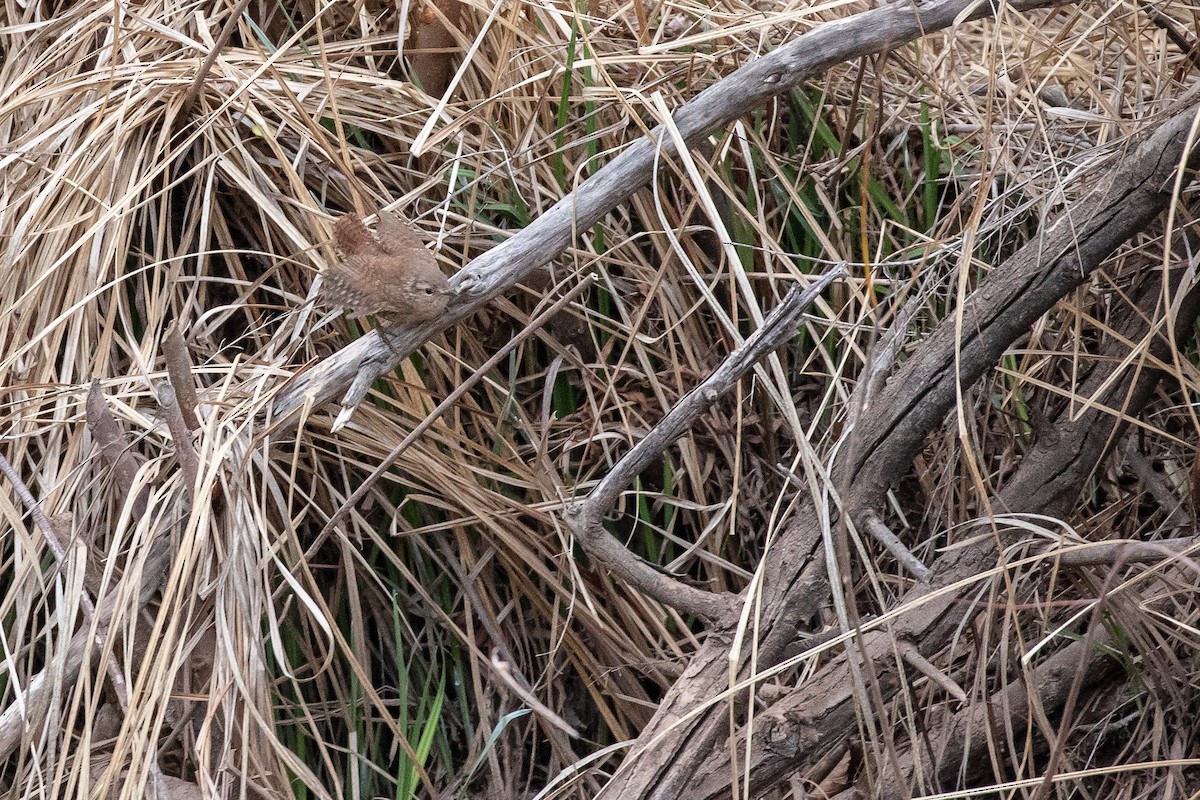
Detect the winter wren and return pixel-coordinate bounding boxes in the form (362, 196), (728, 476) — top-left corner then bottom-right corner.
(322, 213), (450, 323)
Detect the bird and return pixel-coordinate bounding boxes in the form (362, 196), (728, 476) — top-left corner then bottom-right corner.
(322, 212), (450, 323)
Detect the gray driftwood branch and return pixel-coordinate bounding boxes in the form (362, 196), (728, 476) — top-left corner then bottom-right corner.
(269, 0), (1073, 425)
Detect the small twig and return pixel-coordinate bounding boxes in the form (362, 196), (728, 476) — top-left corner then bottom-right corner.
(179, 0), (255, 114)
(897, 641), (967, 703)
(334, 361), (388, 430)
(162, 321), (200, 431)
(858, 509), (930, 582)
(0, 455), (87, 600)
(490, 650), (580, 739)
(773, 461), (932, 579)
(156, 383), (200, 495)
(1047, 536), (1200, 568)
(564, 268), (843, 620)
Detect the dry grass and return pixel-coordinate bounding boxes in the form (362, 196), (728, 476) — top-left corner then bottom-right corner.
(1, 0), (1199, 797)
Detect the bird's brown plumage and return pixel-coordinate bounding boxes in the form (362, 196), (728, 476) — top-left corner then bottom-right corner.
(322, 213), (450, 323)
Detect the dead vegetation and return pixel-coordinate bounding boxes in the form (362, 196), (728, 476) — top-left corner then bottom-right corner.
(2, 0), (1200, 798)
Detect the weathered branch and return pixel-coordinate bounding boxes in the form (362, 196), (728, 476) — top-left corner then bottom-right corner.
(268, 0), (1074, 426)
(693, 219), (1200, 799)
(842, 105), (1200, 508)
(563, 269), (842, 620)
(593, 105), (1200, 798)
(868, 255), (1200, 795)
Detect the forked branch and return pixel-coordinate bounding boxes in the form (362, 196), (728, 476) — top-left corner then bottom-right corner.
(563, 268), (843, 620)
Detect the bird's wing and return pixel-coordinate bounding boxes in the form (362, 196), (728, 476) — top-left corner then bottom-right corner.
(377, 213), (436, 270)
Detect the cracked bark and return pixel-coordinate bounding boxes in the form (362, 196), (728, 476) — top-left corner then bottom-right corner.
(593, 106), (1200, 799)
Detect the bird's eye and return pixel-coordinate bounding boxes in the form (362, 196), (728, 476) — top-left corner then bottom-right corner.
(425, 287), (434, 295)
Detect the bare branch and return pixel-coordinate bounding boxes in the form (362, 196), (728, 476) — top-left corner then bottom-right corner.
(564, 269), (842, 620)
(844, 105), (1200, 509)
(269, 0), (1074, 426)
(860, 510), (931, 582)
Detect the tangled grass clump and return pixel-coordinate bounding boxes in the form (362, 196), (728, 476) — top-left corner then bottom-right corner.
(2, 1), (1200, 797)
